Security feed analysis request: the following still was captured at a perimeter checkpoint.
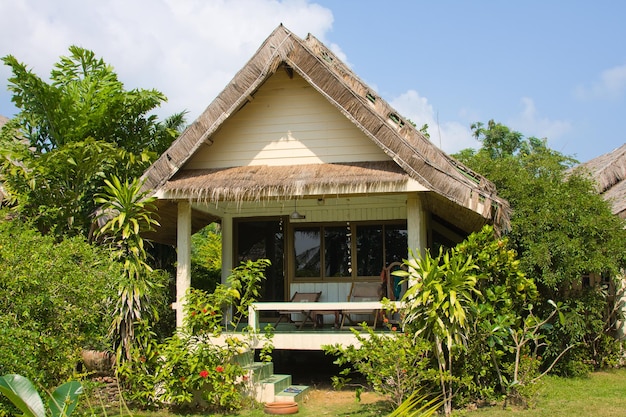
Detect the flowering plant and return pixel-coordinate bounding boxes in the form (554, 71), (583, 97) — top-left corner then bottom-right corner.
(118, 259), (270, 412)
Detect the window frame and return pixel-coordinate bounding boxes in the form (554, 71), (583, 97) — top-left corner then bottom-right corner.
(290, 220), (407, 282)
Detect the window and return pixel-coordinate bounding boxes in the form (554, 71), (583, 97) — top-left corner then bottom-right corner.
(356, 224), (407, 276)
(293, 222), (406, 280)
(294, 225), (351, 278)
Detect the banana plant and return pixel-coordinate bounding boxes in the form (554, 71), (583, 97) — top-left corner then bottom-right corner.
(0, 374), (82, 417)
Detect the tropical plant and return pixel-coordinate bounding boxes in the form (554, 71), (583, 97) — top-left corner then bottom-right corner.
(455, 121), (626, 374)
(323, 323), (436, 408)
(0, 213), (117, 409)
(397, 247), (482, 416)
(388, 391), (442, 417)
(0, 46), (185, 238)
(94, 176), (162, 361)
(117, 259), (271, 412)
(0, 374), (82, 417)
(191, 224), (222, 292)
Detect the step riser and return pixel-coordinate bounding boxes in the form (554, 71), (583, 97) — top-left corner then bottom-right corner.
(275, 384), (309, 402)
(243, 361), (310, 404)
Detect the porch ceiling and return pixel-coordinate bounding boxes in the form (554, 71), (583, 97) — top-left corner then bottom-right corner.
(142, 199), (218, 246)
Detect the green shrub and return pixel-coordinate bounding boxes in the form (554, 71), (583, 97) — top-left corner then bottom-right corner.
(117, 259), (271, 413)
(324, 323), (437, 408)
(0, 216), (119, 413)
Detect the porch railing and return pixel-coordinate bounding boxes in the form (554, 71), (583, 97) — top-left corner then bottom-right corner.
(248, 301), (403, 332)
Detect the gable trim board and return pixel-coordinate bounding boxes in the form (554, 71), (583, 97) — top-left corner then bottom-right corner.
(141, 24), (510, 239)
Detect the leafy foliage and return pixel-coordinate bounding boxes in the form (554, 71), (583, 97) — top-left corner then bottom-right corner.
(397, 247), (482, 416)
(0, 374), (82, 417)
(455, 120), (626, 373)
(0, 214), (117, 413)
(191, 224), (222, 292)
(0, 46), (185, 237)
(94, 176), (162, 361)
(117, 259), (271, 413)
(324, 324), (436, 408)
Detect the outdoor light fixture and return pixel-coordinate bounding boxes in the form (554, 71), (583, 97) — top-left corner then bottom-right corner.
(290, 199), (306, 220)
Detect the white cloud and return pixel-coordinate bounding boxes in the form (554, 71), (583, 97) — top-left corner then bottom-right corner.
(508, 97), (571, 140)
(389, 90), (480, 154)
(0, 0), (337, 120)
(574, 64), (626, 100)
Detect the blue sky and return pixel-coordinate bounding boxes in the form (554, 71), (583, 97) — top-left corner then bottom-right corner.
(1, 1), (625, 162)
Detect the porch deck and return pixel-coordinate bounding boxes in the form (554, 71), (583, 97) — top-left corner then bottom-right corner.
(236, 301), (403, 350)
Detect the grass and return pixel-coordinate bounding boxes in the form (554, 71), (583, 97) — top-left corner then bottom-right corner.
(455, 368), (626, 416)
(109, 369), (626, 417)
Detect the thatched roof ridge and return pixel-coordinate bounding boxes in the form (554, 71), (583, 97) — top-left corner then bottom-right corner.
(574, 143), (626, 218)
(141, 24), (510, 229)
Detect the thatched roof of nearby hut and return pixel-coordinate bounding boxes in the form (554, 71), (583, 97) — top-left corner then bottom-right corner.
(141, 25), (510, 241)
(574, 143), (626, 219)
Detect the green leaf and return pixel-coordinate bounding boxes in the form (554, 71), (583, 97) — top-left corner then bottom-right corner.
(0, 374), (45, 417)
(49, 381), (82, 417)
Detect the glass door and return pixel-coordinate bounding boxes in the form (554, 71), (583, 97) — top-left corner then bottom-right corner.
(234, 218), (285, 302)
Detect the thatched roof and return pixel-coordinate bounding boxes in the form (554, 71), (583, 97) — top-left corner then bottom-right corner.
(161, 161), (410, 202)
(141, 25), (510, 239)
(574, 143), (626, 219)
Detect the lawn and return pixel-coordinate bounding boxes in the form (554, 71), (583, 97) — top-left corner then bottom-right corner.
(455, 369), (626, 417)
(121, 368), (626, 416)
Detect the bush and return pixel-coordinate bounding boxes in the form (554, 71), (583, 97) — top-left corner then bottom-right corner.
(117, 259), (271, 413)
(0, 216), (118, 412)
(323, 323), (437, 408)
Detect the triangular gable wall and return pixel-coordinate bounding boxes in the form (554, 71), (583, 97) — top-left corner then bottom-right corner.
(185, 69), (391, 169)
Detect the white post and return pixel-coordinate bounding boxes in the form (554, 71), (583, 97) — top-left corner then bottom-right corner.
(221, 214), (233, 284)
(175, 200), (192, 329)
(407, 194), (427, 259)
(249, 304), (259, 333)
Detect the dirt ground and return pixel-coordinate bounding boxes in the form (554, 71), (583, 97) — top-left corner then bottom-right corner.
(304, 387), (385, 406)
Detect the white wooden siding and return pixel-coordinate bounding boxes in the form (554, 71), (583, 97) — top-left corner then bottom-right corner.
(184, 70), (391, 169)
(289, 282), (375, 325)
(193, 195), (408, 223)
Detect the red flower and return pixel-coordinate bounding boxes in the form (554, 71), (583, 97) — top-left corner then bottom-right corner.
(191, 311), (196, 316)
(216, 365), (224, 373)
(180, 377), (185, 382)
(391, 326), (397, 332)
(199, 370), (209, 378)
(202, 309), (207, 314)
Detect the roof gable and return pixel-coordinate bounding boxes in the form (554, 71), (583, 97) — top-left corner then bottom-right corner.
(142, 24), (510, 230)
(185, 69), (391, 169)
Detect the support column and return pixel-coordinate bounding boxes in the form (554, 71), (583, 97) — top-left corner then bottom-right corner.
(221, 214), (233, 284)
(407, 194), (427, 260)
(175, 201), (192, 329)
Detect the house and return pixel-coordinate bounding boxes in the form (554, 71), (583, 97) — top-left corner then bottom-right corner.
(574, 143), (626, 338)
(576, 143), (626, 220)
(140, 25), (510, 349)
